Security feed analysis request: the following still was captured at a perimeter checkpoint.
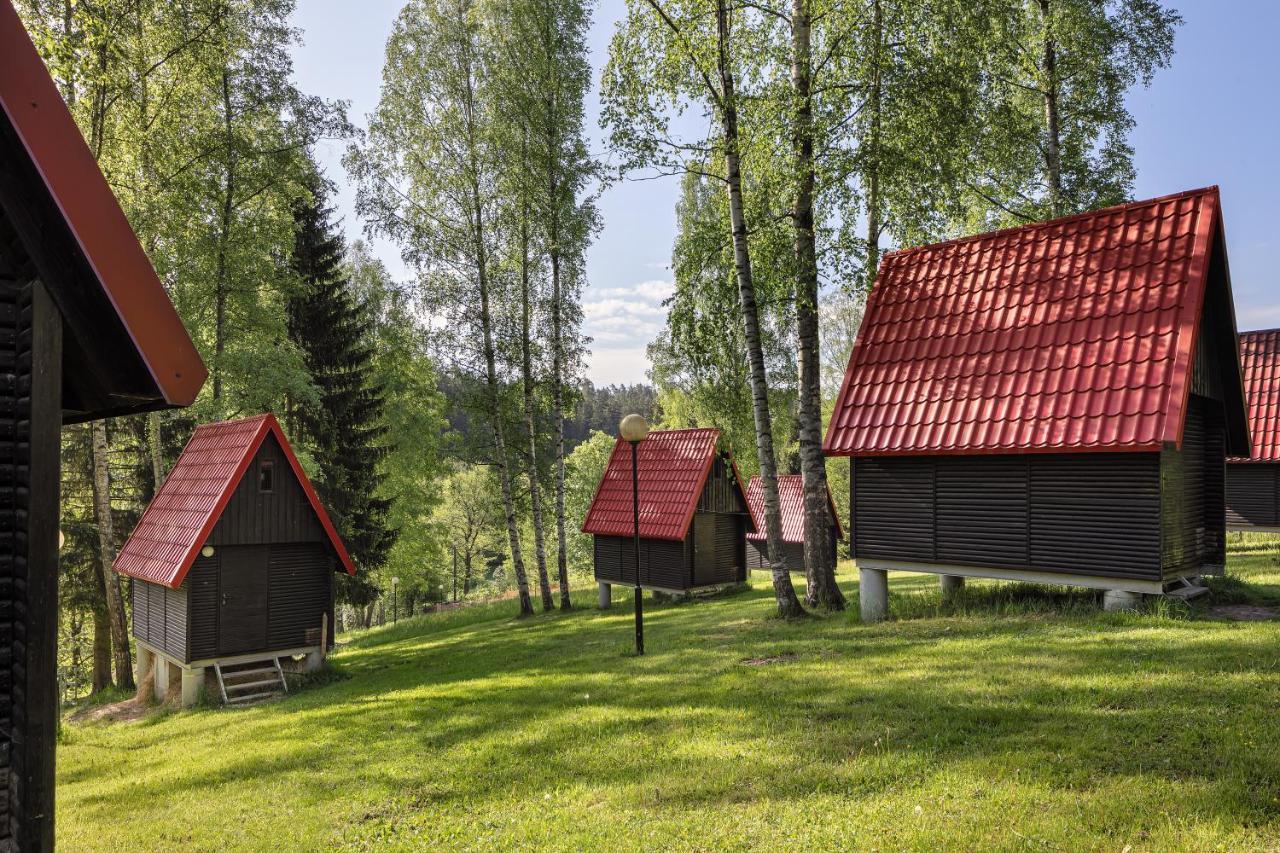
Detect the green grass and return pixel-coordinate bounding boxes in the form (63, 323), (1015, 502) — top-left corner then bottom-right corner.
(59, 539), (1280, 850)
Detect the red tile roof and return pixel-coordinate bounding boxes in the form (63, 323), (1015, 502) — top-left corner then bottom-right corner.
(0, 1), (206, 412)
(1234, 330), (1280, 463)
(824, 187), (1224, 457)
(114, 414), (355, 588)
(745, 474), (844, 543)
(581, 428), (756, 541)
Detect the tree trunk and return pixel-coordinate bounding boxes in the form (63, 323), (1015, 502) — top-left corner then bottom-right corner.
(519, 157), (554, 612)
(1038, 0), (1063, 215)
(91, 419), (135, 689)
(549, 197), (571, 611)
(463, 551), (473, 596)
(147, 410), (166, 495)
(865, 0), (884, 293)
(91, 608), (112, 695)
(790, 0), (844, 611)
(213, 68), (235, 400)
(715, 0), (804, 618)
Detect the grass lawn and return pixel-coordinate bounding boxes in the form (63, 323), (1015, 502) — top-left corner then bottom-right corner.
(60, 536), (1280, 850)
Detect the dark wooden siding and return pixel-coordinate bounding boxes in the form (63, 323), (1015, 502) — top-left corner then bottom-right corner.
(1161, 395), (1226, 574)
(594, 535), (690, 589)
(267, 544), (332, 649)
(853, 453), (1164, 581)
(208, 434), (324, 547)
(697, 455), (749, 516)
(1226, 463), (1279, 527)
(187, 556), (219, 660)
(747, 536), (835, 571)
(130, 577), (189, 662)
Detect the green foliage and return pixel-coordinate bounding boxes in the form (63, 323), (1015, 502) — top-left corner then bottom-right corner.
(288, 176), (397, 606)
(561, 430), (617, 570)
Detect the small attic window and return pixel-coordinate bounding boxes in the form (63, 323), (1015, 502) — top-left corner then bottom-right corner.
(258, 460), (274, 493)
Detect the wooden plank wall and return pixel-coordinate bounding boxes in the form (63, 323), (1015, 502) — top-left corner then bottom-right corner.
(854, 452), (1165, 581)
(1226, 464), (1279, 527)
(209, 434), (324, 548)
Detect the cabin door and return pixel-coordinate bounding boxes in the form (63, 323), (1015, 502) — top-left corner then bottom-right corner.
(692, 514), (716, 586)
(218, 545), (269, 655)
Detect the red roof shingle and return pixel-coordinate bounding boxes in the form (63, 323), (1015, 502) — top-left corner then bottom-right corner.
(114, 414), (355, 588)
(581, 428), (754, 541)
(745, 474), (844, 543)
(824, 187), (1224, 457)
(1234, 329), (1280, 463)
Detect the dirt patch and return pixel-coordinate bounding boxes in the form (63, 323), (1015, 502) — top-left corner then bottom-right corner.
(1210, 604), (1278, 622)
(69, 696), (154, 725)
(740, 652), (799, 666)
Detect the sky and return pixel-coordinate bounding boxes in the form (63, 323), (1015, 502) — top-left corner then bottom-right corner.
(290, 0), (1280, 387)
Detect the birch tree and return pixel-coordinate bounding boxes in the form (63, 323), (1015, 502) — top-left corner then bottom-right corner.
(350, 0), (536, 616)
(603, 0), (806, 617)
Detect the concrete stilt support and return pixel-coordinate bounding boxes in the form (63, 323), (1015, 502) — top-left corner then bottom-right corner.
(301, 649), (324, 673)
(180, 666), (204, 708)
(598, 581), (611, 610)
(153, 656), (172, 703)
(859, 568), (889, 623)
(940, 575), (965, 597)
(135, 643), (155, 699)
(1102, 589), (1144, 612)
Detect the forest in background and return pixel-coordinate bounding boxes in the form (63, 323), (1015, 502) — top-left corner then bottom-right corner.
(17, 0), (1182, 699)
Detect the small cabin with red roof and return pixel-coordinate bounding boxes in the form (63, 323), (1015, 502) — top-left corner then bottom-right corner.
(114, 414), (355, 706)
(1227, 329), (1280, 530)
(744, 474), (843, 572)
(824, 187), (1250, 620)
(1, 2), (206, 844)
(582, 428), (757, 594)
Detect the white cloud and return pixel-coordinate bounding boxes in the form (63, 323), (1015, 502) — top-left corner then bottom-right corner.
(581, 278), (674, 384)
(586, 347), (652, 386)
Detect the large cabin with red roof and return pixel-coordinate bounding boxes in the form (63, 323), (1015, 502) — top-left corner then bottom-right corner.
(582, 428), (757, 593)
(824, 188), (1250, 619)
(1, 3), (206, 845)
(1226, 329), (1280, 530)
(114, 414), (355, 706)
(744, 474), (843, 572)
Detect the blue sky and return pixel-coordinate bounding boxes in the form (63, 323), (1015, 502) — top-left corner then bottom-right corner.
(290, 0), (1279, 386)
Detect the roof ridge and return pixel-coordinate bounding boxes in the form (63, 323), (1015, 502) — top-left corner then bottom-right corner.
(195, 412), (274, 430)
(881, 186), (1219, 263)
(1239, 327), (1280, 338)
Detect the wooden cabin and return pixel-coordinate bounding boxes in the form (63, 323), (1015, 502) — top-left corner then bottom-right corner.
(582, 428), (758, 596)
(0, 5), (206, 846)
(1226, 329), (1280, 530)
(745, 474), (843, 572)
(823, 187), (1250, 620)
(114, 414), (355, 707)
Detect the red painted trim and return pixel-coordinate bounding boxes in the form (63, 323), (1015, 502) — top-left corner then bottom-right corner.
(1162, 189), (1219, 449)
(0, 1), (206, 406)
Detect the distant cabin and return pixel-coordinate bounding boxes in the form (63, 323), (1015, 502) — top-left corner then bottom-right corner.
(1227, 329), (1280, 530)
(114, 414), (355, 706)
(745, 474), (844, 572)
(582, 428), (758, 594)
(823, 187), (1250, 619)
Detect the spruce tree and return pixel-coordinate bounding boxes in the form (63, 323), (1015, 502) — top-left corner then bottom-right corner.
(288, 174), (394, 607)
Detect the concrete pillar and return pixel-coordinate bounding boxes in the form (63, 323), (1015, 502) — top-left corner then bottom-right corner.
(859, 567), (889, 623)
(153, 656), (171, 703)
(940, 575), (965, 597)
(1102, 589), (1143, 612)
(180, 666), (204, 708)
(301, 649), (324, 673)
(598, 581), (611, 609)
(135, 643), (154, 698)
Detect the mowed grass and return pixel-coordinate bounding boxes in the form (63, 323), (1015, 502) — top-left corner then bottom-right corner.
(59, 538), (1280, 851)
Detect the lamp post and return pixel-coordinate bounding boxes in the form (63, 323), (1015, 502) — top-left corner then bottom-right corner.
(619, 413), (649, 655)
(391, 576), (399, 624)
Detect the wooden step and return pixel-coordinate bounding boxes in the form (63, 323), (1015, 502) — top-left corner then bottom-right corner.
(214, 657), (288, 706)
(1166, 584), (1210, 601)
(226, 691), (280, 705)
(224, 678), (282, 692)
(222, 666), (277, 679)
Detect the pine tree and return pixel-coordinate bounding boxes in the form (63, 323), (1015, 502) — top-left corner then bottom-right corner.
(288, 174), (395, 607)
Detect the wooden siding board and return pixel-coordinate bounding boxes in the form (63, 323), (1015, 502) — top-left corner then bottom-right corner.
(1226, 463), (1279, 527)
(208, 434), (324, 548)
(1162, 395), (1227, 575)
(187, 556), (218, 661)
(592, 534), (693, 589)
(854, 453), (1164, 581)
(267, 543), (330, 650)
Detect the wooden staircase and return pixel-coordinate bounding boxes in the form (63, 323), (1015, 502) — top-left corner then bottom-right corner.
(214, 657), (288, 707)
(1163, 575), (1210, 602)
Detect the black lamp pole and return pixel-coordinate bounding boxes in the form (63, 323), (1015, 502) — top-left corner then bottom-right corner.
(631, 438), (644, 655)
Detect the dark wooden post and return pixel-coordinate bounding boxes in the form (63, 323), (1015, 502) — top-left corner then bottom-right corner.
(4, 280), (62, 850)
